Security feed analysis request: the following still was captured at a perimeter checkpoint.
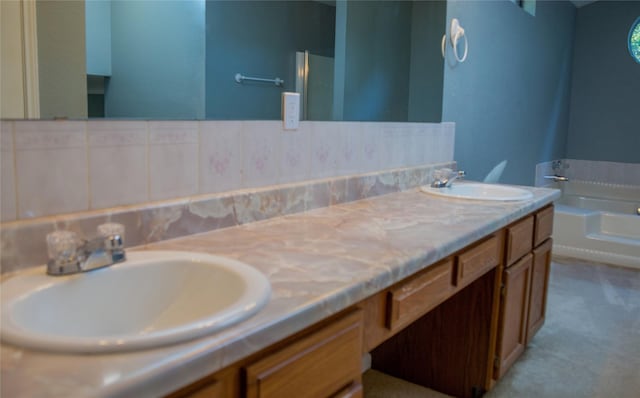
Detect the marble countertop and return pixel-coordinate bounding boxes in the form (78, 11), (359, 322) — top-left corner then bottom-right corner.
(1, 184), (560, 398)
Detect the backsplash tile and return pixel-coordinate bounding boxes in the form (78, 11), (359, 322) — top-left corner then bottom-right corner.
(14, 121), (88, 218)
(242, 121), (280, 188)
(440, 122), (456, 163)
(88, 121), (148, 209)
(310, 121), (341, 180)
(148, 121), (198, 201)
(2, 119), (456, 272)
(280, 123), (311, 184)
(199, 121), (244, 194)
(1, 122), (16, 222)
(360, 122), (382, 173)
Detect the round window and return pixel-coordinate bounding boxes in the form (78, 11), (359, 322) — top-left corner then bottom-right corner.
(630, 17), (640, 64)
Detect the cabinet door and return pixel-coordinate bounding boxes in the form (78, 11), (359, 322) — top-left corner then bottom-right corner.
(245, 310), (363, 398)
(495, 253), (532, 380)
(526, 238), (552, 343)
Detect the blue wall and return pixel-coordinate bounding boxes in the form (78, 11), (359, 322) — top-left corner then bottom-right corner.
(566, 0), (640, 164)
(205, 1), (335, 120)
(408, 0), (446, 123)
(107, 1), (205, 119)
(341, 1), (412, 121)
(442, 0), (576, 185)
(85, 0), (111, 76)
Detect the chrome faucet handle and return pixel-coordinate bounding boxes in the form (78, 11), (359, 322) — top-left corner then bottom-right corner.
(46, 224), (126, 276)
(430, 168), (465, 188)
(46, 230), (82, 275)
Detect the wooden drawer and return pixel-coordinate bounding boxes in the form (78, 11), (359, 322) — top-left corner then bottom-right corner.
(386, 259), (455, 331)
(534, 205), (554, 247)
(456, 235), (501, 287)
(505, 216), (534, 266)
(245, 310), (363, 398)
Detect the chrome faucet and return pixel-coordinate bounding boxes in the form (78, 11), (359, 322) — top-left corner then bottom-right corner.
(544, 175), (569, 182)
(46, 223), (126, 276)
(431, 169), (466, 188)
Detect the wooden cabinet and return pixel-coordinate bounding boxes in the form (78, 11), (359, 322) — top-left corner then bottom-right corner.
(171, 204), (555, 398)
(245, 310), (363, 398)
(495, 253), (532, 379)
(169, 366), (238, 398)
(494, 205), (554, 380)
(527, 238), (552, 343)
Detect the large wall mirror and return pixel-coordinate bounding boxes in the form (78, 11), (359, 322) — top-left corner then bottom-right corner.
(7, 0), (446, 122)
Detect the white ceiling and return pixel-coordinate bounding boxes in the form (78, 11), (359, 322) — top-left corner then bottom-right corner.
(570, 0), (599, 8)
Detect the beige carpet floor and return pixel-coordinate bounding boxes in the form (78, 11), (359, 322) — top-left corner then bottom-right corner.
(365, 258), (640, 398)
(486, 257), (640, 398)
(363, 369), (453, 398)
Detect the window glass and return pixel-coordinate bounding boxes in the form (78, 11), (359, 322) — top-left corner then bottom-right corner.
(630, 17), (640, 64)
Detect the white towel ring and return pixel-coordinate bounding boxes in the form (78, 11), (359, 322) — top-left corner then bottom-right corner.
(453, 32), (468, 63)
(443, 18), (468, 63)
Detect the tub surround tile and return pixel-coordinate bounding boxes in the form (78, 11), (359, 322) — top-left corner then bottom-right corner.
(88, 121), (148, 209)
(199, 121), (244, 194)
(563, 159), (640, 186)
(1, 122), (16, 222)
(535, 160), (556, 187)
(14, 121), (88, 218)
(0, 182), (559, 398)
(148, 121), (199, 201)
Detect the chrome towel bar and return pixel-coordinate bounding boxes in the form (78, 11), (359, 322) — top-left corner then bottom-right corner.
(235, 73), (284, 86)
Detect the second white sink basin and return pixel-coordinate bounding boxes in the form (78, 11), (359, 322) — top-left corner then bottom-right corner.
(421, 182), (534, 201)
(1, 251), (271, 353)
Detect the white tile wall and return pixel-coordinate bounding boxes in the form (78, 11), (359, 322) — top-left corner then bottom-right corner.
(148, 122), (198, 201)
(279, 122), (311, 184)
(440, 122), (456, 163)
(199, 121), (244, 194)
(14, 121), (88, 218)
(3, 120), (456, 222)
(360, 122), (382, 173)
(535, 159), (640, 187)
(534, 160), (555, 187)
(338, 122), (361, 176)
(1, 121), (16, 221)
(310, 121), (342, 180)
(242, 121), (281, 188)
(88, 121), (148, 209)
(564, 159), (640, 186)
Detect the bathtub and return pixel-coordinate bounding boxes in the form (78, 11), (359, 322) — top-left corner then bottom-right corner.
(553, 180), (640, 269)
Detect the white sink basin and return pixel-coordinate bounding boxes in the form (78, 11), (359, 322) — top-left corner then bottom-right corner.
(1, 251), (270, 353)
(420, 182), (534, 201)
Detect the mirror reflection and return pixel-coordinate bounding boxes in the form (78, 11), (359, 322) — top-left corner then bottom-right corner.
(32, 0), (446, 121)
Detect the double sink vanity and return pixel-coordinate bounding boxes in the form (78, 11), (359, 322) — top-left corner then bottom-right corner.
(1, 182), (560, 398)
